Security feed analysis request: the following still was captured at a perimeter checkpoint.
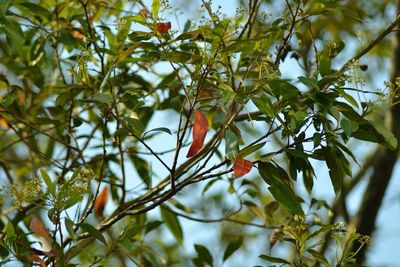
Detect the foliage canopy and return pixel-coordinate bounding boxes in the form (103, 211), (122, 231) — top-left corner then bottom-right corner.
(0, 0), (398, 266)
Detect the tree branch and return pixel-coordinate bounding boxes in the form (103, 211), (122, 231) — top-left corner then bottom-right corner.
(349, 2), (400, 263)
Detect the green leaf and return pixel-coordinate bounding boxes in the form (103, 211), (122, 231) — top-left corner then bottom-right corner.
(238, 142), (266, 157)
(183, 20), (191, 33)
(298, 76), (319, 89)
(168, 198), (193, 213)
(223, 236), (243, 261)
(251, 96), (274, 118)
(0, 74), (9, 88)
(336, 101), (362, 121)
(353, 120), (398, 150)
(0, 0), (12, 17)
(40, 168), (55, 197)
(176, 29), (205, 41)
(192, 257), (205, 267)
(128, 31), (153, 41)
(319, 50), (331, 77)
(64, 193), (85, 210)
(268, 80), (300, 100)
(322, 146), (347, 193)
(194, 244), (213, 266)
(145, 220), (163, 233)
(65, 217), (76, 240)
(243, 200), (265, 219)
(16, 3), (52, 20)
(259, 152), (276, 162)
(268, 186), (302, 215)
(333, 140), (358, 164)
(225, 130), (239, 160)
(0, 242), (9, 258)
(124, 117), (145, 137)
(99, 66), (114, 92)
(302, 161), (315, 193)
(313, 132), (322, 148)
(307, 223), (338, 241)
(259, 254), (290, 264)
(6, 222), (15, 241)
(142, 127), (172, 138)
(258, 162), (304, 216)
(130, 156), (151, 188)
(202, 178), (218, 195)
(117, 223), (145, 248)
(79, 223), (107, 245)
(340, 119), (359, 136)
(152, 0), (160, 19)
(122, 15), (148, 26)
(212, 19), (230, 39)
(158, 72), (177, 88)
(55, 86), (83, 106)
(1, 17), (25, 56)
(93, 92), (112, 105)
(336, 88), (358, 108)
(285, 148), (308, 160)
(307, 249), (330, 266)
(223, 38), (263, 53)
(160, 205), (183, 244)
(164, 51), (195, 63)
(370, 121), (397, 150)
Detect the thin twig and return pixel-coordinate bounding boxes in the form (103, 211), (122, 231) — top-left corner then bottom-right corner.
(168, 207), (267, 228)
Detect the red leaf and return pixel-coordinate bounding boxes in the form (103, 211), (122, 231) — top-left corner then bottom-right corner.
(94, 186), (109, 216)
(233, 157), (253, 178)
(30, 218), (51, 240)
(156, 22), (171, 34)
(187, 110), (209, 158)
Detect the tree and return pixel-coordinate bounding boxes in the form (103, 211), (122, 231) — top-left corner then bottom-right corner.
(0, 0), (399, 266)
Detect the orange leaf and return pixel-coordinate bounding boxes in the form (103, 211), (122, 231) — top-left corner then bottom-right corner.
(0, 117), (8, 128)
(187, 110), (209, 158)
(155, 22), (171, 34)
(94, 186), (109, 216)
(233, 157), (253, 178)
(72, 30), (85, 39)
(63, 23), (73, 28)
(30, 218), (51, 240)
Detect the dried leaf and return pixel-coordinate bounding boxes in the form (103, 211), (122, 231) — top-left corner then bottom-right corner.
(187, 110), (209, 158)
(139, 8), (148, 17)
(17, 89), (25, 104)
(30, 218), (51, 240)
(156, 22), (171, 34)
(269, 226), (283, 250)
(94, 186), (109, 216)
(233, 157), (253, 178)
